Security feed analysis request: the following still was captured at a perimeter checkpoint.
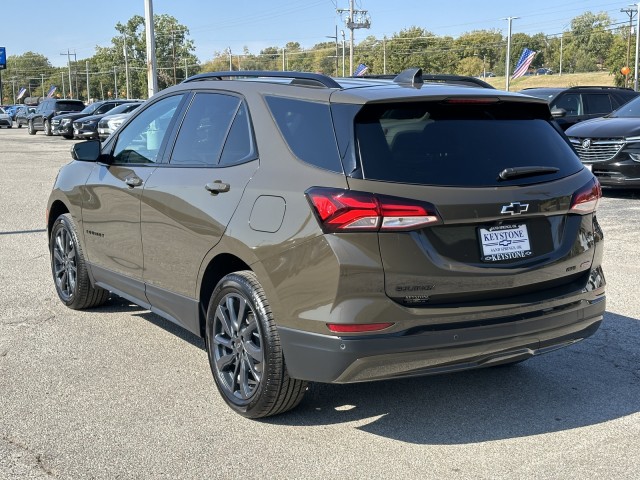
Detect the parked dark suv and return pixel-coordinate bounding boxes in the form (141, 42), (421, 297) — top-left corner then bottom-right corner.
(52, 99), (138, 139)
(28, 98), (85, 135)
(522, 86), (638, 130)
(566, 94), (640, 188)
(47, 69), (606, 418)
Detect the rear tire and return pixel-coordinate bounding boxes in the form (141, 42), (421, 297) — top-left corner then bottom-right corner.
(205, 271), (307, 418)
(44, 119), (52, 136)
(50, 214), (110, 309)
(28, 120), (36, 135)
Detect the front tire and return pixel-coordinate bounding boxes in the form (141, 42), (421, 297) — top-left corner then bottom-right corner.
(205, 271), (307, 418)
(44, 119), (52, 136)
(50, 214), (109, 309)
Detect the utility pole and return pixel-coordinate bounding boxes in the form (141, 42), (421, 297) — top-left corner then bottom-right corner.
(86, 61), (90, 102)
(636, 2), (640, 91)
(144, 0), (158, 97)
(184, 58), (188, 80)
(123, 35), (130, 99)
(282, 47), (286, 71)
(171, 28), (177, 85)
(622, 7), (637, 87)
(114, 67), (118, 99)
(503, 16), (519, 91)
(228, 47), (233, 70)
(559, 33), (564, 76)
(326, 26), (339, 76)
(61, 72), (65, 98)
(61, 50), (76, 97)
(337, 0), (371, 76)
(341, 31), (346, 76)
(41, 74), (45, 97)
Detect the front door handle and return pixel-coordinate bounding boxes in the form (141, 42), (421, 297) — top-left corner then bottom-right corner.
(205, 180), (230, 195)
(125, 175), (143, 188)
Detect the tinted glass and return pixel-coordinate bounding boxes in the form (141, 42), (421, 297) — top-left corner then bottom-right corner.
(170, 93), (240, 166)
(354, 101), (582, 187)
(95, 104), (116, 115)
(551, 93), (582, 115)
(266, 96), (342, 173)
(0, 107), (4, 114)
(219, 102), (256, 166)
(612, 95), (640, 117)
(583, 94), (612, 115)
(113, 94), (184, 164)
(80, 103), (100, 114)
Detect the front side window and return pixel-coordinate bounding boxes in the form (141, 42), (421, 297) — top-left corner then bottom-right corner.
(112, 94), (184, 164)
(170, 93), (240, 166)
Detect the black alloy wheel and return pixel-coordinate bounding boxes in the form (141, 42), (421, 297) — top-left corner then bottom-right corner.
(205, 271), (307, 418)
(50, 214), (109, 309)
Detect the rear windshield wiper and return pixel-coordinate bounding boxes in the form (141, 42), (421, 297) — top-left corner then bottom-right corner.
(498, 166), (560, 181)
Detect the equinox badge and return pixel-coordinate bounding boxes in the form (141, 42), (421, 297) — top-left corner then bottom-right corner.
(501, 202), (529, 215)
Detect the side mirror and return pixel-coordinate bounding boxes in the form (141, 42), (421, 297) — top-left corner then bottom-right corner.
(551, 107), (567, 118)
(71, 140), (102, 162)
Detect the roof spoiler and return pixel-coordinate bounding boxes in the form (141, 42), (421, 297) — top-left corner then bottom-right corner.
(393, 68), (424, 87)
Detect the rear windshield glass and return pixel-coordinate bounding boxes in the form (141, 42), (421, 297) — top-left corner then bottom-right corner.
(59, 102), (85, 112)
(354, 101), (582, 187)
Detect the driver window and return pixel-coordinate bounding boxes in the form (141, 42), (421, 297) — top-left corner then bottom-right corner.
(113, 94), (184, 164)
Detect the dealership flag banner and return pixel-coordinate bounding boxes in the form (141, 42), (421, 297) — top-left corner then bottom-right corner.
(46, 85), (57, 98)
(511, 48), (536, 79)
(17, 87), (27, 100)
(353, 63), (369, 76)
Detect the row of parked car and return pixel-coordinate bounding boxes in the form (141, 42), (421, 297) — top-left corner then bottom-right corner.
(0, 99), (144, 141)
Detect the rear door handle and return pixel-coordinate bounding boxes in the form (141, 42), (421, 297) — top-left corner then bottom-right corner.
(125, 175), (143, 188)
(205, 181), (230, 195)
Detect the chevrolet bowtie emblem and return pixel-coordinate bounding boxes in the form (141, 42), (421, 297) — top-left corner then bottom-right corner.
(501, 202), (529, 215)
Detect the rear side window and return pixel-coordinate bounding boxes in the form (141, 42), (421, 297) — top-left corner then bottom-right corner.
(583, 94), (612, 115)
(354, 101), (582, 187)
(170, 92), (240, 166)
(265, 96), (342, 173)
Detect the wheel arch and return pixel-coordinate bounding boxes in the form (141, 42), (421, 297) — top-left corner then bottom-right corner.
(47, 200), (70, 239)
(198, 253), (252, 337)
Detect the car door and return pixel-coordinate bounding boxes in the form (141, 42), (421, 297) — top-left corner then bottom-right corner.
(140, 92), (258, 331)
(32, 100), (48, 128)
(81, 93), (186, 304)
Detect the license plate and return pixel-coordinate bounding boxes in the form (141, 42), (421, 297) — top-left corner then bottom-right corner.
(479, 224), (532, 262)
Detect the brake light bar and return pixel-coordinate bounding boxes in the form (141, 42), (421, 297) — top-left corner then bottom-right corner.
(305, 187), (441, 233)
(569, 178), (602, 214)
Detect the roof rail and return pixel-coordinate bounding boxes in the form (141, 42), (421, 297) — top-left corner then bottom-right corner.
(393, 68), (424, 86)
(182, 70), (342, 89)
(567, 86), (635, 91)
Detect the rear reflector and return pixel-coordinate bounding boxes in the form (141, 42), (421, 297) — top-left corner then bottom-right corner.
(569, 178), (602, 214)
(306, 187), (441, 233)
(327, 322), (394, 333)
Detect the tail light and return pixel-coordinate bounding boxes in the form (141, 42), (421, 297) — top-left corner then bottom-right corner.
(305, 187), (441, 233)
(569, 178), (602, 214)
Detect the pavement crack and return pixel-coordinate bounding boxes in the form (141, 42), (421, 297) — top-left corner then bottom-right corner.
(1, 434), (55, 476)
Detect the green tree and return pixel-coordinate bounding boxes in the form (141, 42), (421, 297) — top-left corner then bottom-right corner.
(1, 52), (56, 103)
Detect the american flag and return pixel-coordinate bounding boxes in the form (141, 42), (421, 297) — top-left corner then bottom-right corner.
(46, 85), (57, 98)
(353, 63), (369, 76)
(511, 48), (536, 79)
(16, 87), (27, 100)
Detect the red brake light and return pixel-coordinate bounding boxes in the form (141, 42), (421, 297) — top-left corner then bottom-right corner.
(305, 188), (441, 233)
(327, 322), (394, 333)
(569, 178), (602, 214)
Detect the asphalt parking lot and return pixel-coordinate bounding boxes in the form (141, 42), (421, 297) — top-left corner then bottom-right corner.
(0, 127), (639, 479)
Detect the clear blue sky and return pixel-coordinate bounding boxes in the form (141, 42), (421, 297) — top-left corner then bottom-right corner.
(0, 0), (633, 67)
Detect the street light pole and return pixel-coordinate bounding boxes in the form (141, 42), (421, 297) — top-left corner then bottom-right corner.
(504, 16), (519, 91)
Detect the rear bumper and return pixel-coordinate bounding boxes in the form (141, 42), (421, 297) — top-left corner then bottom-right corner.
(279, 295), (605, 383)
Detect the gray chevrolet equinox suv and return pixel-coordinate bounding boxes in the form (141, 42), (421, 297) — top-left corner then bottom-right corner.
(47, 69), (606, 418)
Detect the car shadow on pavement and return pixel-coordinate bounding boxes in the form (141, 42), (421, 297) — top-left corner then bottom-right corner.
(265, 311), (640, 444)
(96, 295), (205, 349)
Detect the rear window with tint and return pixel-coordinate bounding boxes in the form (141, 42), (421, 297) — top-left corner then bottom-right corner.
(354, 101), (582, 187)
